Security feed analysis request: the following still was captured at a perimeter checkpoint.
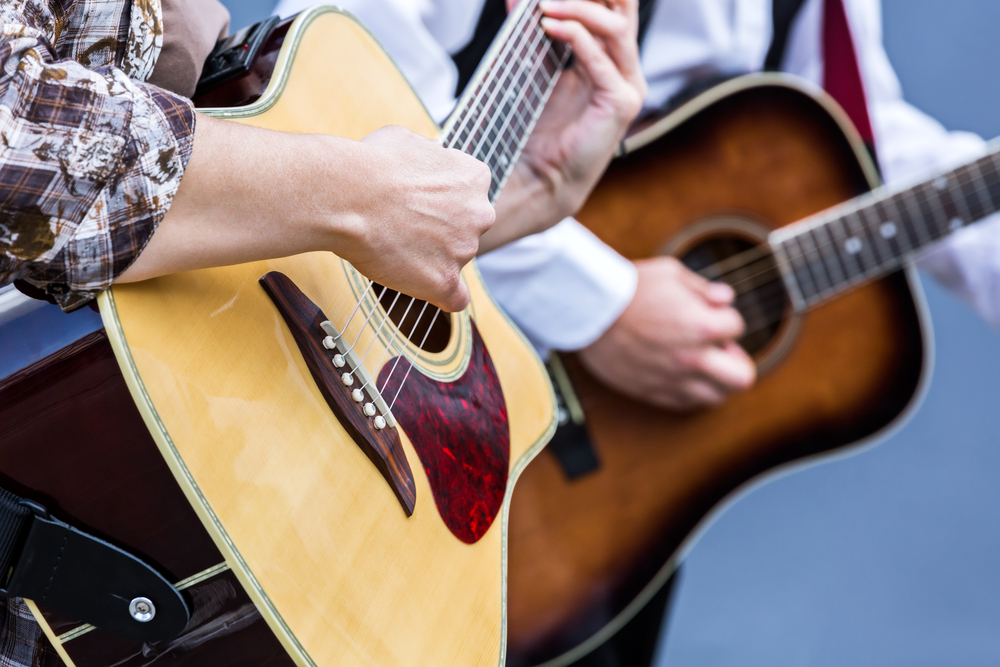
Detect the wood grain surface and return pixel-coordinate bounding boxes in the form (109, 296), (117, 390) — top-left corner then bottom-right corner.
(260, 271), (416, 516)
(98, 9), (555, 667)
(504, 79), (927, 666)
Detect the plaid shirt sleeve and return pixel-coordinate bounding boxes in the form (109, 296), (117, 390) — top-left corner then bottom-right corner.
(0, 0), (196, 311)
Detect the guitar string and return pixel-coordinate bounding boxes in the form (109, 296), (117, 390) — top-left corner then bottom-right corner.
(388, 309), (442, 411)
(350, 2), (555, 416)
(332, 2), (1000, 411)
(332, 279), (375, 341)
(349, 129), (997, 411)
(377, 301), (431, 396)
(696, 153), (1000, 290)
(355, 290), (403, 369)
(772, 163), (1000, 295)
(338, 5), (545, 382)
(358, 295), (417, 392)
(706, 163), (1000, 314)
(345, 284), (390, 354)
(685, 163), (1000, 343)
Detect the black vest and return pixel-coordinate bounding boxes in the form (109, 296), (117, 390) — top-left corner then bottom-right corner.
(451, 0), (811, 98)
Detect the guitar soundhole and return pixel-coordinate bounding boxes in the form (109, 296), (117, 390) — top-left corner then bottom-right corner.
(375, 287), (453, 354)
(679, 235), (792, 358)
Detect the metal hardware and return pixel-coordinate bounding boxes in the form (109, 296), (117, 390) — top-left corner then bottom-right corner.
(129, 597), (155, 623)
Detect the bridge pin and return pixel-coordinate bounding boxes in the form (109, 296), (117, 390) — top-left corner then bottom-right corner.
(352, 388), (364, 402)
(332, 354), (346, 368)
(373, 415), (387, 430)
(363, 403), (377, 417)
(341, 373), (354, 386)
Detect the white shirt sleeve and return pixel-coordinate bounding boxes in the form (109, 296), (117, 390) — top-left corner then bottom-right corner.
(477, 219), (638, 357)
(784, 0), (1000, 329)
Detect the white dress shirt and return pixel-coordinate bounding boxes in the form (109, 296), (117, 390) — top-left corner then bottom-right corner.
(275, 0), (1000, 353)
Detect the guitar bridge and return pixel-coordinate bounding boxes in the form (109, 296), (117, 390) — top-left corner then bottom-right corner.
(260, 272), (416, 515)
(318, 320), (397, 429)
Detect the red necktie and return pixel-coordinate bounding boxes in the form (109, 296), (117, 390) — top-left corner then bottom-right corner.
(822, 0), (876, 147)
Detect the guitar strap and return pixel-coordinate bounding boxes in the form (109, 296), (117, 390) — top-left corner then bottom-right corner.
(0, 487), (189, 642)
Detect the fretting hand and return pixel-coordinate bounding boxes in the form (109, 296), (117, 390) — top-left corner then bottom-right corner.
(578, 257), (757, 411)
(481, 0), (646, 252)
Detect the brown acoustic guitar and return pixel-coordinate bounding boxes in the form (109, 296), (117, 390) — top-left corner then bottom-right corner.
(0, 5), (566, 666)
(504, 73), (1000, 666)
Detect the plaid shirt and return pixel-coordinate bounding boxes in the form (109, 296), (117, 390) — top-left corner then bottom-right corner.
(1, 0), (194, 664)
(0, 0), (196, 311)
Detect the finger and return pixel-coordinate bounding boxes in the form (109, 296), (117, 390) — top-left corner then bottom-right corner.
(436, 275), (471, 313)
(697, 305), (746, 341)
(540, 17), (624, 94)
(696, 343), (757, 392)
(676, 263), (736, 305)
(655, 379), (728, 412)
(539, 0), (639, 79)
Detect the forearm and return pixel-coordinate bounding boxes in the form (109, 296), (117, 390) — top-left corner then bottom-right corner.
(119, 116), (494, 312)
(480, 168), (560, 253)
(119, 114), (367, 282)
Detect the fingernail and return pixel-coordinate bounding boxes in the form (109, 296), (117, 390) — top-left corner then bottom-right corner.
(710, 282), (735, 302)
(540, 17), (558, 29)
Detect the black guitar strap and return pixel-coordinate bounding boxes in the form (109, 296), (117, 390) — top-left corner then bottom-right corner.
(0, 487), (189, 642)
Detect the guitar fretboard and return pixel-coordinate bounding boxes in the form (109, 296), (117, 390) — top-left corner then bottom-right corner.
(441, 0), (570, 202)
(772, 144), (1000, 309)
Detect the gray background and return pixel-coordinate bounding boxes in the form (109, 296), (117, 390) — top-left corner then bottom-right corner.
(175, 0), (1000, 664)
(217, 0), (1000, 664)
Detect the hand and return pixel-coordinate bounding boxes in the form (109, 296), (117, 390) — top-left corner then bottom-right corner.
(121, 118), (494, 313)
(481, 0), (647, 252)
(578, 257), (757, 411)
(338, 126), (495, 312)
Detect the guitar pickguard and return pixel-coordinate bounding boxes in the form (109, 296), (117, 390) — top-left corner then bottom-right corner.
(379, 322), (510, 544)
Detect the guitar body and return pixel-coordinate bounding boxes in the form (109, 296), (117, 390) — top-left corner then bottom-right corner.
(505, 75), (929, 666)
(0, 8), (554, 666)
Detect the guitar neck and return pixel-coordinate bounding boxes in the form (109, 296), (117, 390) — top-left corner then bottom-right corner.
(440, 0), (571, 203)
(772, 142), (1000, 310)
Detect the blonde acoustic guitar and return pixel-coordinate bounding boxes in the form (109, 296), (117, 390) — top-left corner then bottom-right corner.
(0, 6), (564, 666)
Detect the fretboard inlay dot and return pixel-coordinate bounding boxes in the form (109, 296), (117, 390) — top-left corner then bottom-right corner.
(844, 237), (863, 255)
(950, 217), (964, 231)
(879, 222), (897, 239)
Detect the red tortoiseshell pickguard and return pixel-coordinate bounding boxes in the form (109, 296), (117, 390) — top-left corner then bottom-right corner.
(378, 321), (509, 544)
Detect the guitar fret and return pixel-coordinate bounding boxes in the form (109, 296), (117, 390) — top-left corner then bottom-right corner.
(983, 154), (1000, 212)
(441, 0), (570, 202)
(897, 188), (935, 250)
(915, 181), (951, 238)
(855, 207), (883, 267)
(844, 209), (879, 276)
(948, 170), (976, 225)
(886, 195), (924, 251)
(796, 231), (832, 303)
(835, 215), (865, 279)
(786, 239), (818, 305)
(816, 223), (848, 287)
(773, 145), (1000, 310)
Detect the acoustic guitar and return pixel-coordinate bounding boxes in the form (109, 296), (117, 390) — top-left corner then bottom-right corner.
(504, 73), (1000, 666)
(0, 6), (566, 666)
